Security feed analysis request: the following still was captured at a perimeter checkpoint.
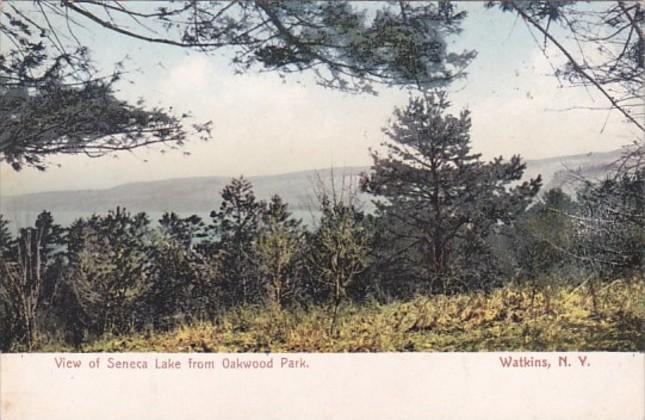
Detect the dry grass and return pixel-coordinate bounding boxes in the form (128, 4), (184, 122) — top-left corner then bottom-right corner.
(41, 278), (644, 352)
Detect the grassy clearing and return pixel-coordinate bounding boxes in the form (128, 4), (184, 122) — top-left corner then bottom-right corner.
(41, 278), (644, 352)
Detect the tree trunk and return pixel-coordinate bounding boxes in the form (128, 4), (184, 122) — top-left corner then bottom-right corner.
(7, 228), (45, 349)
(330, 298), (341, 337)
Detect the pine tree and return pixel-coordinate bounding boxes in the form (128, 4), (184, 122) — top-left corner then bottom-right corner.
(255, 195), (304, 307)
(65, 208), (151, 336)
(146, 213), (208, 329)
(208, 177), (264, 305)
(361, 93), (541, 293)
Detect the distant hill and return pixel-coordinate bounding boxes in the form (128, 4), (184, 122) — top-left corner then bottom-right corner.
(1, 167), (368, 214)
(522, 149), (623, 194)
(0, 149), (625, 229)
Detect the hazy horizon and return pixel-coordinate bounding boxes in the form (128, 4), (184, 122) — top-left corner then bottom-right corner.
(0, 147), (626, 198)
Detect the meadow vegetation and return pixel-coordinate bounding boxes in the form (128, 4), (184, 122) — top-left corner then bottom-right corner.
(39, 278), (643, 353)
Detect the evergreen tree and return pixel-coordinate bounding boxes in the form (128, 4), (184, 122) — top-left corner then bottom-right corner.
(255, 195), (304, 307)
(361, 93), (541, 293)
(64, 208), (151, 336)
(208, 177), (264, 306)
(158, 212), (205, 250)
(146, 213), (209, 329)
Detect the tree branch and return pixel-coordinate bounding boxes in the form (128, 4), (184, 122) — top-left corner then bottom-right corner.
(510, 1), (644, 132)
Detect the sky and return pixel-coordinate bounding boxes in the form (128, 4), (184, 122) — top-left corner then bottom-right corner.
(0, 2), (638, 196)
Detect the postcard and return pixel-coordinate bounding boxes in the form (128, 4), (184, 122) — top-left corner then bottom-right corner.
(1, 1), (643, 419)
